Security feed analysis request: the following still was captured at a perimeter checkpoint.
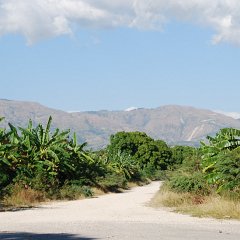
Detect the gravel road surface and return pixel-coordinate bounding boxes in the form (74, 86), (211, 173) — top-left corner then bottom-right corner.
(0, 181), (239, 239)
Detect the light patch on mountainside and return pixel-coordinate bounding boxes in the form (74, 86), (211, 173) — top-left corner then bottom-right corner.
(187, 125), (201, 141)
(125, 107), (138, 112)
(67, 111), (81, 113)
(187, 123), (210, 142)
(180, 117), (185, 125)
(200, 119), (216, 124)
(214, 110), (240, 119)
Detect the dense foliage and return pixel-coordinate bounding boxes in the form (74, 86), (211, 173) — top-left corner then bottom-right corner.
(1, 115), (239, 207)
(170, 146), (196, 166)
(200, 128), (240, 193)
(165, 128), (240, 198)
(107, 131), (172, 173)
(0, 118), (174, 204)
(0, 117), (106, 199)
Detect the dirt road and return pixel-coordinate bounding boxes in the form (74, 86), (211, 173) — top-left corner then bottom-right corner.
(0, 181), (239, 239)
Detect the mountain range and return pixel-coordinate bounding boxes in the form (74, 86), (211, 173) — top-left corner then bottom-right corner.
(1, 99), (240, 149)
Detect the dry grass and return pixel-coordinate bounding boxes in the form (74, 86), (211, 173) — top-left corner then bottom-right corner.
(127, 181), (147, 188)
(3, 185), (45, 208)
(150, 188), (192, 208)
(150, 188), (240, 220)
(92, 187), (106, 196)
(127, 182), (139, 188)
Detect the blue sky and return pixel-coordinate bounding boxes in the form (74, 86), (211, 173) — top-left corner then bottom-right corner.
(0, 0), (240, 114)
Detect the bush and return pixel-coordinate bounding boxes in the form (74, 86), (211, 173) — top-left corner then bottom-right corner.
(59, 184), (93, 200)
(170, 146), (197, 166)
(107, 132), (172, 171)
(141, 164), (168, 181)
(200, 128), (240, 193)
(168, 171), (210, 195)
(97, 173), (127, 192)
(0, 172), (10, 191)
(214, 148), (240, 194)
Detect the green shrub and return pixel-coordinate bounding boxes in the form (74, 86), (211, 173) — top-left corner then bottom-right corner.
(81, 186), (93, 197)
(200, 128), (240, 192)
(0, 173), (10, 191)
(168, 171), (210, 195)
(141, 164), (168, 180)
(59, 184), (93, 200)
(170, 146), (197, 166)
(106, 151), (142, 181)
(97, 173), (127, 192)
(107, 132), (172, 171)
(213, 148), (240, 194)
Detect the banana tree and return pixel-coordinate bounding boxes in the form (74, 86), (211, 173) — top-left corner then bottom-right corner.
(106, 150), (138, 180)
(0, 118), (21, 188)
(64, 132), (103, 184)
(16, 117), (70, 188)
(200, 128), (240, 188)
(201, 128), (240, 170)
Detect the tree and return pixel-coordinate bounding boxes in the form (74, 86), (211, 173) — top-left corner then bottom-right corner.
(135, 140), (171, 170)
(200, 128), (240, 192)
(107, 131), (172, 171)
(171, 145), (196, 166)
(107, 131), (152, 157)
(0, 116), (105, 195)
(214, 148), (240, 192)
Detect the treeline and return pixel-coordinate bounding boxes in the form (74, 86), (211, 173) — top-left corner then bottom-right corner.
(166, 128), (240, 197)
(0, 116), (239, 209)
(154, 128), (240, 219)
(0, 116), (185, 206)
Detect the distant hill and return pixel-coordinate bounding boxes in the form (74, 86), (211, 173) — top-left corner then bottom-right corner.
(1, 99), (240, 149)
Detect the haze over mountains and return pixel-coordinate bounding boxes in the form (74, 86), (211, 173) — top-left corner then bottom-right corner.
(1, 99), (240, 149)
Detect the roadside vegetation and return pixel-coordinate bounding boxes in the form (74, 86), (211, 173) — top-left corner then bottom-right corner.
(151, 128), (240, 220)
(1, 116), (239, 220)
(0, 116), (173, 209)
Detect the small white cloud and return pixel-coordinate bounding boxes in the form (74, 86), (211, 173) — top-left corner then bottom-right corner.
(214, 110), (240, 119)
(1, 0), (240, 45)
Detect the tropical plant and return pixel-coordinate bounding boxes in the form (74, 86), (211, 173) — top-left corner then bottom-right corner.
(106, 150), (139, 180)
(210, 148), (240, 192)
(0, 116), (102, 197)
(200, 128), (240, 192)
(107, 131), (172, 173)
(170, 146), (196, 166)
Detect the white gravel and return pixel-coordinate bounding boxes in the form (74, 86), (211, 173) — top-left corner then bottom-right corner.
(0, 181), (239, 239)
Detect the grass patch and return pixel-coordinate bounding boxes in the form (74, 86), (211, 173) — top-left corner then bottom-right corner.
(127, 181), (146, 189)
(150, 187), (240, 220)
(150, 187), (192, 208)
(97, 173), (128, 192)
(91, 187), (106, 196)
(59, 184), (93, 200)
(2, 184), (45, 208)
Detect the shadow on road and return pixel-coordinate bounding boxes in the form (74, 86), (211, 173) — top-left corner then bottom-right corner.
(0, 206), (39, 213)
(0, 232), (97, 240)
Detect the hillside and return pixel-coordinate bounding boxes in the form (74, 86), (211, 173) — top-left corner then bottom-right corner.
(1, 99), (240, 149)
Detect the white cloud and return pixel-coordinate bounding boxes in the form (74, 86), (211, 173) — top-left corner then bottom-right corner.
(0, 0), (240, 44)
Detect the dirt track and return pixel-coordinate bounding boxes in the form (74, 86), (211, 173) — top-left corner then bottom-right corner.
(0, 181), (239, 239)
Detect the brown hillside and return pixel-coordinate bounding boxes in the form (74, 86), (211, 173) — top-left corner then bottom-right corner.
(1, 99), (240, 149)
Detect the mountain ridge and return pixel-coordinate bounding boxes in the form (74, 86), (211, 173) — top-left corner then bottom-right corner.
(1, 99), (240, 149)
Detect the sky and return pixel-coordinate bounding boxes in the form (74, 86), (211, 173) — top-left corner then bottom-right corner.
(0, 0), (240, 114)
